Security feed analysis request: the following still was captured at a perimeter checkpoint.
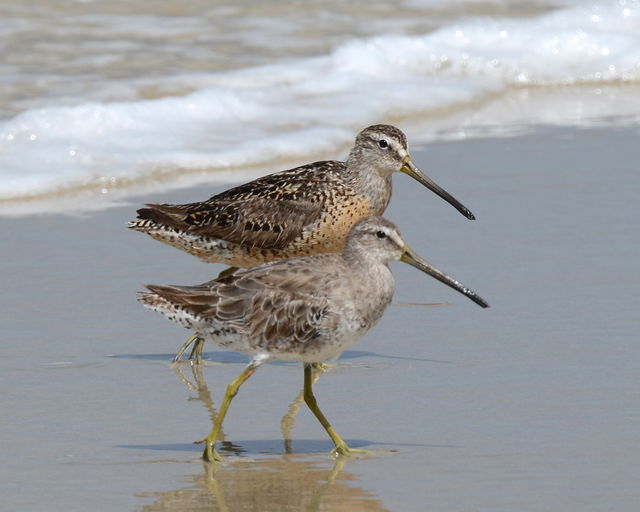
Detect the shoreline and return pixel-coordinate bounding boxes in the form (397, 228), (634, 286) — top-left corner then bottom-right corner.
(2, 123), (639, 512)
(4, 108), (640, 218)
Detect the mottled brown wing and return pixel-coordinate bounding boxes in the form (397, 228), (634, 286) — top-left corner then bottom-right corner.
(136, 161), (348, 250)
(243, 289), (330, 344)
(231, 257), (343, 344)
(145, 262), (334, 344)
(191, 197), (323, 249)
(144, 283), (222, 318)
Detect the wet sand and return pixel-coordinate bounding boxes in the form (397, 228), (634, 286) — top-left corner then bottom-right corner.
(1, 123), (639, 511)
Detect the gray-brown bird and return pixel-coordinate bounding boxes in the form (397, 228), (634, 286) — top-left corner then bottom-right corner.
(130, 124), (476, 362)
(138, 216), (489, 462)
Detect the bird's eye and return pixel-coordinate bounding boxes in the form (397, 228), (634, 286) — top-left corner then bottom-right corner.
(375, 230), (386, 239)
(378, 139), (388, 149)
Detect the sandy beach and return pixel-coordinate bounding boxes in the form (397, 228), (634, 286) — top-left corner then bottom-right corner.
(1, 122), (639, 511)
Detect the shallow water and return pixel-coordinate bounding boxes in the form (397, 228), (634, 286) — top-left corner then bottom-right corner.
(2, 124), (639, 511)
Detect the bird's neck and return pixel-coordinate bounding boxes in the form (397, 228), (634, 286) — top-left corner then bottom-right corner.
(344, 158), (393, 213)
(342, 244), (392, 277)
(342, 248), (396, 321)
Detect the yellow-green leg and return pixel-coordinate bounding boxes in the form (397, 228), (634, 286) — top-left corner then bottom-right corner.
(303, 363), (354, 457)
(173, 334), (202, 363)
(196, 360), (262, 462)
(217, 266), (238, 279)
(187, 336), (206, 363)
(281, 362), (328, 453)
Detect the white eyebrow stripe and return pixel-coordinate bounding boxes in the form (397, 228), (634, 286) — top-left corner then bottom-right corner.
(388, 138), (407, 156)
(388, 230), (405, 248)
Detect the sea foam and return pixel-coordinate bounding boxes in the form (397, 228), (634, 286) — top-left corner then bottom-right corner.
(1, 0), (639, 210)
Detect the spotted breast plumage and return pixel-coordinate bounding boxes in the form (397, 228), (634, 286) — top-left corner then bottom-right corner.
(129, 125), (475, 268)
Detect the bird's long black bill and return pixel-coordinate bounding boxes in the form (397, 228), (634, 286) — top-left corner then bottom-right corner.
(400, 248), (489, 308)
(401, 158), (475, 220)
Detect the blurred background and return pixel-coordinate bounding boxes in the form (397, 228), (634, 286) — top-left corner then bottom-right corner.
(1, 0), (639, 215)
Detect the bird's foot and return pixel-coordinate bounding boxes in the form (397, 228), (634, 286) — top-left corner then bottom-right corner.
(330, 444), (394, 459)
(195, 437), (223, 463)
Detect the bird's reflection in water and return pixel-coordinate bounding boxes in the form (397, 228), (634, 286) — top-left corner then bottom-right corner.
(173, 361), (327, 456)
(173, 363), (228, 447)
(138, 454), (389, 512)
(137, 364), (388, 511)
(280, 362), (326, 454)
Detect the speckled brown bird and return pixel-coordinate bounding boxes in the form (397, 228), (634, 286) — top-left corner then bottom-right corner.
(129, 124), (476, 361)
(138, 216), (489, 462)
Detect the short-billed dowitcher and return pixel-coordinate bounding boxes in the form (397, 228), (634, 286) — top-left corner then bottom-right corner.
(130, 124), (476, 362)
(138, 216), (488, 462)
